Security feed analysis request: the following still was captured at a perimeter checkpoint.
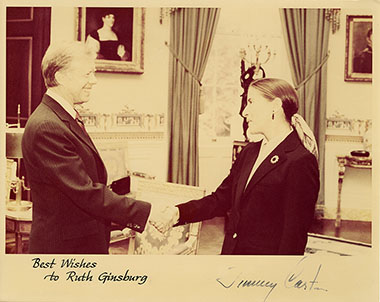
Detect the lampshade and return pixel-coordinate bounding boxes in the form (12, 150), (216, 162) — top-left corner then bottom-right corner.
(6, 128), (24, 158)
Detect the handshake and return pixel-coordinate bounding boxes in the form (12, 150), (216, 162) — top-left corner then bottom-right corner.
(148, 203), (180, 234)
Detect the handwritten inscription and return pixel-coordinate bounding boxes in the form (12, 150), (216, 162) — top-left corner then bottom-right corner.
(284, 256), (328, 292)
(217, 267), (277, 302)
(32, 257), (57, 269)
(31, 258), (148, 285)
(31, 257), (97, 269)
(98, 270), (147, 285)
(216, 256), (328, 302)
(66, 270), (93, 282)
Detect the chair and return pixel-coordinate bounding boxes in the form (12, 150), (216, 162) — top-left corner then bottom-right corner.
(95, 145), (134, 253)
(96, 145), (160, 253)
(97, 146), (130, 186)
(305, 233), (371, 256)
(128, 177), (206, 255)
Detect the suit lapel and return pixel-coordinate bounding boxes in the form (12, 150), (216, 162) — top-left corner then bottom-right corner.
(42, 95), (99, 155)
(243, 148), (286, 198)
(243, 131), (300, 198)
(42, 94), (107, 183)
(234, 141), (261, 208)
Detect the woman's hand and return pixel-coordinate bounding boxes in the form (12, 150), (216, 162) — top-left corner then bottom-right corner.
(117, 44), (126, 59)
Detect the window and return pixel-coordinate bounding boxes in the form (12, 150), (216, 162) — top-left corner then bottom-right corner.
(199, 8), (291, 142)
(199, 32), (242, 140)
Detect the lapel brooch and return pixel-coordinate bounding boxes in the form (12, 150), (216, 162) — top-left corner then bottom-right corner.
(270, 155), (279, 164)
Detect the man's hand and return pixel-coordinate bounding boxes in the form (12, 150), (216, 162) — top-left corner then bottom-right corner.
(148, 204), (179, 234)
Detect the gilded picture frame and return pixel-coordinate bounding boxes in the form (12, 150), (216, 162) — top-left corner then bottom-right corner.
(344, 15), (372, 82)
(77, 7), (145, 74)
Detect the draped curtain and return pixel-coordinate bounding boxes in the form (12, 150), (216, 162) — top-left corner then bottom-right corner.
(167, 8), (220, 185)
(280, 9), (330, 216)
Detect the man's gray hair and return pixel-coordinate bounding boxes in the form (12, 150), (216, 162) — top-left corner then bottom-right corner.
(41, 41), (95, 88)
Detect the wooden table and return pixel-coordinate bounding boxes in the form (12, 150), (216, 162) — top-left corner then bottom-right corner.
(335, 155), (372, 236)
(6, 207), (32, 254)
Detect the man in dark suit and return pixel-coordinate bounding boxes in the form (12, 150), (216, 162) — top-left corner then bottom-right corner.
(22, 41), (165, 254)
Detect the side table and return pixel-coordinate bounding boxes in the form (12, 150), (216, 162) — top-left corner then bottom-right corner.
(6, 208), (32, 253)
(335, 155), (372, 236)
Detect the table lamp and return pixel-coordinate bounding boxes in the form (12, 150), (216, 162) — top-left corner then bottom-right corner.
(6, 127), (31, 211)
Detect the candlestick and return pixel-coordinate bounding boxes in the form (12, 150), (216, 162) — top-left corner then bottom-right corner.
(11, 161), (17, 182)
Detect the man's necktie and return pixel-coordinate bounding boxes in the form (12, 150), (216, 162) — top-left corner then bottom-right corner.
(75, 110), (98, 154)
(75, 110), (88, 135)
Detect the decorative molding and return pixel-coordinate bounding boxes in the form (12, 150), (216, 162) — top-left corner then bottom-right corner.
(90, 131), (164, 141)
(6, 7), (34, 22)
(325, 133), (363, 143)
(76, 104), (165, 134)
(325, 112), (371, 144)
(326, 116), (371, 134)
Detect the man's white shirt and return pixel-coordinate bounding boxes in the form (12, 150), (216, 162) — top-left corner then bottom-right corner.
(46, 89), (76, 120)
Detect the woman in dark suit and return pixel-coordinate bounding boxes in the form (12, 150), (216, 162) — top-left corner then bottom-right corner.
(175, 78), (320, 255)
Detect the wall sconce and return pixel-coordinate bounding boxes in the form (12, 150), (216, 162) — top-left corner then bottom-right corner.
(239, 42), (276, 78)
(239, 40), (276, 141)
(326, 8), (341, 34)
(159, 8), (178, 24)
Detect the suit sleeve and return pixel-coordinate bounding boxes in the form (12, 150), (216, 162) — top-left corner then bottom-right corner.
(278, 153), (320, 254)
(176, 144), (252, 224)
(24, 120), (151, 233)
(176, 173), (233, 224)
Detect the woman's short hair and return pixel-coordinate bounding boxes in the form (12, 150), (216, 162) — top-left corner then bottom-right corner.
(249, 78), (299, 123)
(41, 41), (94, 88)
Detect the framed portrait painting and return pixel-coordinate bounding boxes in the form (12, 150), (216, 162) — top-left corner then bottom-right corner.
(77, 7), (145, 73)
(344, 15), (372, 82)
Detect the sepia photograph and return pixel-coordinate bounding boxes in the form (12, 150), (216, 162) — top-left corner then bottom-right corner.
(1, 2), (378, 302)
(77, 7), (145, 73)
(345, 15), (372, 82)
